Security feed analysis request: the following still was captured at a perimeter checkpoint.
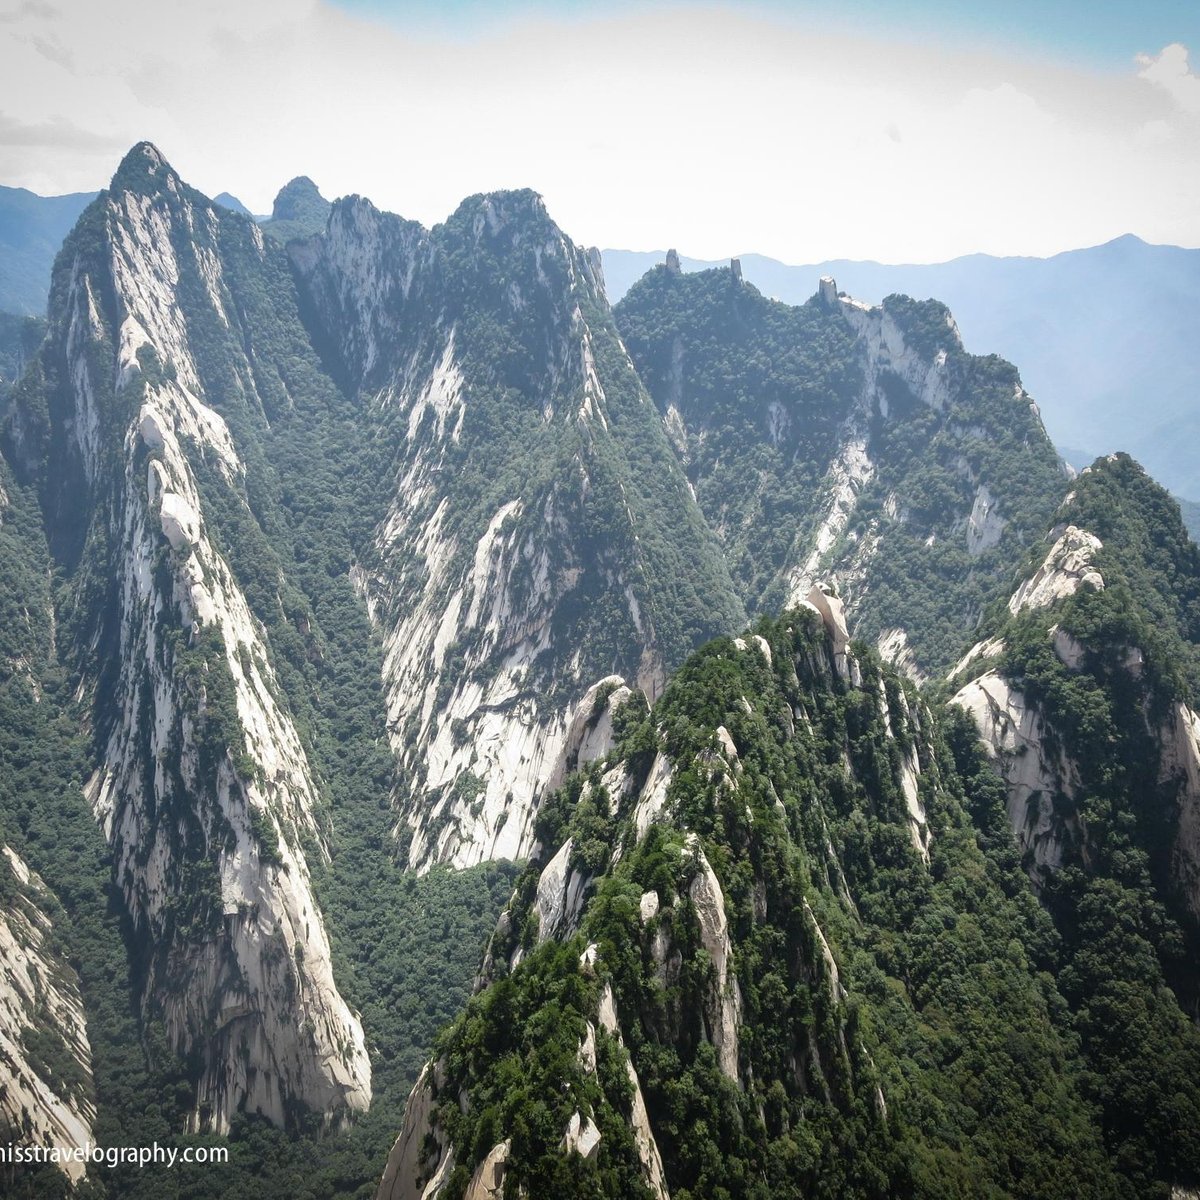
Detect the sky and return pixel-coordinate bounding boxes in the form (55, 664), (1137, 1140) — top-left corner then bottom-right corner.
(0, 0), (1197, 263)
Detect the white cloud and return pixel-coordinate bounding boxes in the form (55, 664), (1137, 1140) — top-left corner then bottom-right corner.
(0, 2), (1197, 261)
(1137, 42), (1200, 115)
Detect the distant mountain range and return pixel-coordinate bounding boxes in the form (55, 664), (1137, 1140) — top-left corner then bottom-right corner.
(604, 239), (1200, 506)
(0, 184), (96, 315)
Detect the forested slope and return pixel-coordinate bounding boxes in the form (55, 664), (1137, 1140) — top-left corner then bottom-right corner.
(950, 454), (1200, 1194)
(381, 595), (1162, 1198)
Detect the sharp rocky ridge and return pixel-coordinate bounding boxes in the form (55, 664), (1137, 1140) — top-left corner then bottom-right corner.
(290, 187), (744, 871)
(615, 257), (1071, 678)
(5, 142), (373, 1132)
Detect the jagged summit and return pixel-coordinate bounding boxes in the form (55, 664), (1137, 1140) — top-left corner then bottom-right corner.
(116, 139), (167, 170)
(5, 142), (375, 1135)
(434, 187), (555, 245)
(289, 172), (744, 872)
(614, 258), (1064, 675)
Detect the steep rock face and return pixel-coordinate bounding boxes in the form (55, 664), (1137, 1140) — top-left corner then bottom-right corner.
(464, 1139), (511, 1197)
(376, 1062), (454, 1200)
(876, 625), (926, 684)
(594, 980), (670, 1199)
(7, 143), (369, 1132)
(950, 457), (1200, 902)
(1007, 524), (1104, 614)
(949, 519), (1108, 877)
(876, 671), (932, 861)
(546, 675), (634, 791)
(0, 848), (95, 1182)
(951, 672), (1080, 874)
(1165, 701), (1200, 920)
(966, 482), (1006, 556)
(295, 190), (744, 871)
(615, 268), (1068, 674)
(801, 584), (852, 683)
(527, 836), (588, 947)
(289, 195), (426, 387)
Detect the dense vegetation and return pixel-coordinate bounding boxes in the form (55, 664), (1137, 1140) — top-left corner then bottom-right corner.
(614, 264), (862, 608)
(953, 455), (1200, 1196)
(428, 611), (1153, 1198)
(614, 267), (1068, 673)
(261, 176), (332, 242)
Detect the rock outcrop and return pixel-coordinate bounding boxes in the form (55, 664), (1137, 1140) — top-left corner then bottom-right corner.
(376, 1063), (453, 1200)
(966, 483), (1006, 556)
(529, 837), (588, 946)
(463, 1139), (510, 1199)
(684, 836), (741, 1081)
(1164, 701), (1200, 922)
(949, 463), (1197, 902)
(630, 751), (675, 843)
(951, 671), (1079, 874)
(546, 676), (635, 792)
(876, 626), (926, 684)
(561, 1112), (601, 1159)
(596, 982), (671, 1200)
(839, 292), (959, 415)
(1008, 525), (1104, 615)
(802, 584), (852, 682)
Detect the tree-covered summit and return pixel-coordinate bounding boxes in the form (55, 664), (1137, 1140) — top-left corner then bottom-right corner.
(949, 452), (1200, 1196)
(390, 604), (1148, 1198)
(263, 174), (333, 240)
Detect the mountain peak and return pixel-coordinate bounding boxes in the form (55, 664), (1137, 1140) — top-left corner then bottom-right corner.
(444, 187), (549, 234)
(213, 191), (252, 216)
(122, 140), (166, 168)
(271, 176), (329, 224)
(110, 141), (177, 194)
(261, 176), (332, 241)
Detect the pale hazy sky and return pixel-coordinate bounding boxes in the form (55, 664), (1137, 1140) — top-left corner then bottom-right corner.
(0, 0), (1197, 262)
